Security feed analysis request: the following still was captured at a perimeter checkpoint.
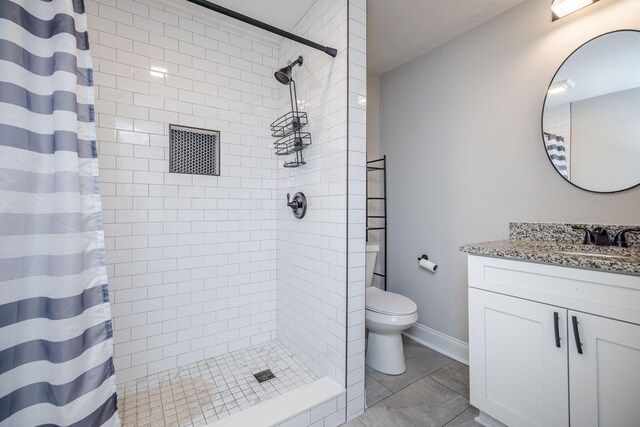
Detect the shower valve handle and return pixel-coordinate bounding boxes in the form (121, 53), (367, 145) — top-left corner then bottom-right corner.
(286, 193), (298, 209)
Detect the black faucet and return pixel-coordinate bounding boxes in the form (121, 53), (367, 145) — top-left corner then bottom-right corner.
(612, 228), (640, 248)
(572, 225), (640, 247)
(571, 226), (596, 245)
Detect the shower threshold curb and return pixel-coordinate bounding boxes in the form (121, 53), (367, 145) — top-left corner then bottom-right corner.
(208, 377), (345, 427)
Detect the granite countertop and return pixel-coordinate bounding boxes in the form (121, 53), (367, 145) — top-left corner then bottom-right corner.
(460, 239), (640, 276)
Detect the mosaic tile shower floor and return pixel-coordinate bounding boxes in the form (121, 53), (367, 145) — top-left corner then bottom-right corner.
(117, 340), (317, 426)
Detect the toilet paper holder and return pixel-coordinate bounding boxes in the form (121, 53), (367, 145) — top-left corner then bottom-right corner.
(417, 254), (438, 272)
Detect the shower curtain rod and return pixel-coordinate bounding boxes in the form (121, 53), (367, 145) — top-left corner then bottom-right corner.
(185, 0), (338, 57)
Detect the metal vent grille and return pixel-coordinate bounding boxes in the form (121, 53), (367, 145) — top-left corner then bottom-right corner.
(169, 124), (220, 176)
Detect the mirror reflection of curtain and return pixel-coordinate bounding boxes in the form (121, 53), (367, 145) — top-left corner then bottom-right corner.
(545, 133), (569, 179)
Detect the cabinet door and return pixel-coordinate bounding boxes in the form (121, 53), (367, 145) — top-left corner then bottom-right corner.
(568, 311), (640, 427)
(469, 288), (569, 427)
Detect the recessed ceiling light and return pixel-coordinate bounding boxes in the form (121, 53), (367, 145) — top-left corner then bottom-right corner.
(551, 0), (599, 21)
(548, 79), (576, 95)
(357, 95), (367, 106)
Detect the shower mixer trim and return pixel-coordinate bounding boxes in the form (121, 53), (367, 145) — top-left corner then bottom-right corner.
(286, 192), (307, 219)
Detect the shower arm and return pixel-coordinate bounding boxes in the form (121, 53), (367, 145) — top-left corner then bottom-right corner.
(186, 0), (338, 57)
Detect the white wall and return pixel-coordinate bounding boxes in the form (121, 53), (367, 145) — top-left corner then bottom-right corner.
(87, 0), (280, 383)
(378, 0), (640, 344)
(366, 73), (380, 160)
(571, 87), (640, 191)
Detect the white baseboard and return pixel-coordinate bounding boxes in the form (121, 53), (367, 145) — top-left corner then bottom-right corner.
(475, 411), (508, 427)
(403, 322), (469, 365)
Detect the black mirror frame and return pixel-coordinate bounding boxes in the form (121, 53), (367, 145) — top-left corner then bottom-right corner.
(541, 29), (640, 194)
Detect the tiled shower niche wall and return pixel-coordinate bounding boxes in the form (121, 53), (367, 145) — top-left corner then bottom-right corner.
(87, 0), (281, 383)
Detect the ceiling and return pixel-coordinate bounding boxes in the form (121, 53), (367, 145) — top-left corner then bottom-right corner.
(367, 0), (527, 75)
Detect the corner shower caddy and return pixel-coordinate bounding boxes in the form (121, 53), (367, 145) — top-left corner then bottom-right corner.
(270, 58), (311, 168)
(367, 156), (387, 290)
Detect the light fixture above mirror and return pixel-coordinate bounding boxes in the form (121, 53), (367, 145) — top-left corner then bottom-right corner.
(551, 0), (599, 21)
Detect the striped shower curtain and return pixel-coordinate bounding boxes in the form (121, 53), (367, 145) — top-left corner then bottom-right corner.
(0, 1), (119, 425)
(546, 133), (569, 179)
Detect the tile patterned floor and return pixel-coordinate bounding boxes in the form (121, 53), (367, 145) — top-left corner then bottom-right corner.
(117, 340), (316, 426)
(343, 336), (481, 427)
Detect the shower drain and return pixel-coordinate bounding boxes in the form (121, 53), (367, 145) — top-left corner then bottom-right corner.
(253, 369), (276, 383)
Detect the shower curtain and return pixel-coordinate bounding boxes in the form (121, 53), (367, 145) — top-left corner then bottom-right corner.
(546, 133), (569, 179)
(0, 1), (119, 425)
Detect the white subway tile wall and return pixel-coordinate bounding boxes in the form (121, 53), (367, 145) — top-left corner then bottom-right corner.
(346, 0), (367, 420)
(87, 0), (367, 421)
(277, 0), (366, 426)
(87, 0), (281, 383)
(277, 0), (366, 425)
(276, 0), (350, 392)
(275, 1), (368, 421)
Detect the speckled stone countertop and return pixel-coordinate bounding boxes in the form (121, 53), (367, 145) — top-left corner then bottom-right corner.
(460, 239), (640, 276)
(509, 221), (640, 246)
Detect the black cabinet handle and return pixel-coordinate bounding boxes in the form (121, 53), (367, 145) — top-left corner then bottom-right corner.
(554, 312), (561, 348)
(572, 315), (583, 354)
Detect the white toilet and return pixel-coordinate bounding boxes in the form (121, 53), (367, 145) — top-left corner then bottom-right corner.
(365, 245), (419, 375)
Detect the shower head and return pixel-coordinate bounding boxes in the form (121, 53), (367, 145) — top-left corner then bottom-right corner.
(274, 56), (303, 85)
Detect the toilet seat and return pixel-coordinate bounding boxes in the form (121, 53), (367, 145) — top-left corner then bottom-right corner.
(365, 287), (417, 316)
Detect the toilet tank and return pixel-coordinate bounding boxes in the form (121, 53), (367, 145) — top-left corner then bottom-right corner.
(366, 245), (379, 287)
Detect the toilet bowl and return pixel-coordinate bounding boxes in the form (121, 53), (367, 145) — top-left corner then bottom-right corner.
(365, 245), (419, 375)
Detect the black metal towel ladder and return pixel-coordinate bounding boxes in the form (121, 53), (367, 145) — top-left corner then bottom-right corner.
(366, 156), (387, 290)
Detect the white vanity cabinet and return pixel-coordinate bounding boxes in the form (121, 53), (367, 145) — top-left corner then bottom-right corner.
(467, 255), (640, 427)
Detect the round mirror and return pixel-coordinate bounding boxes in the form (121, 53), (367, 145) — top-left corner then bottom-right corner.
(542, 30), (640, 193)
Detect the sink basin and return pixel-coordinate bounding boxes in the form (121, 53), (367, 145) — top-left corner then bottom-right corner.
(553, 250), (632, 259)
